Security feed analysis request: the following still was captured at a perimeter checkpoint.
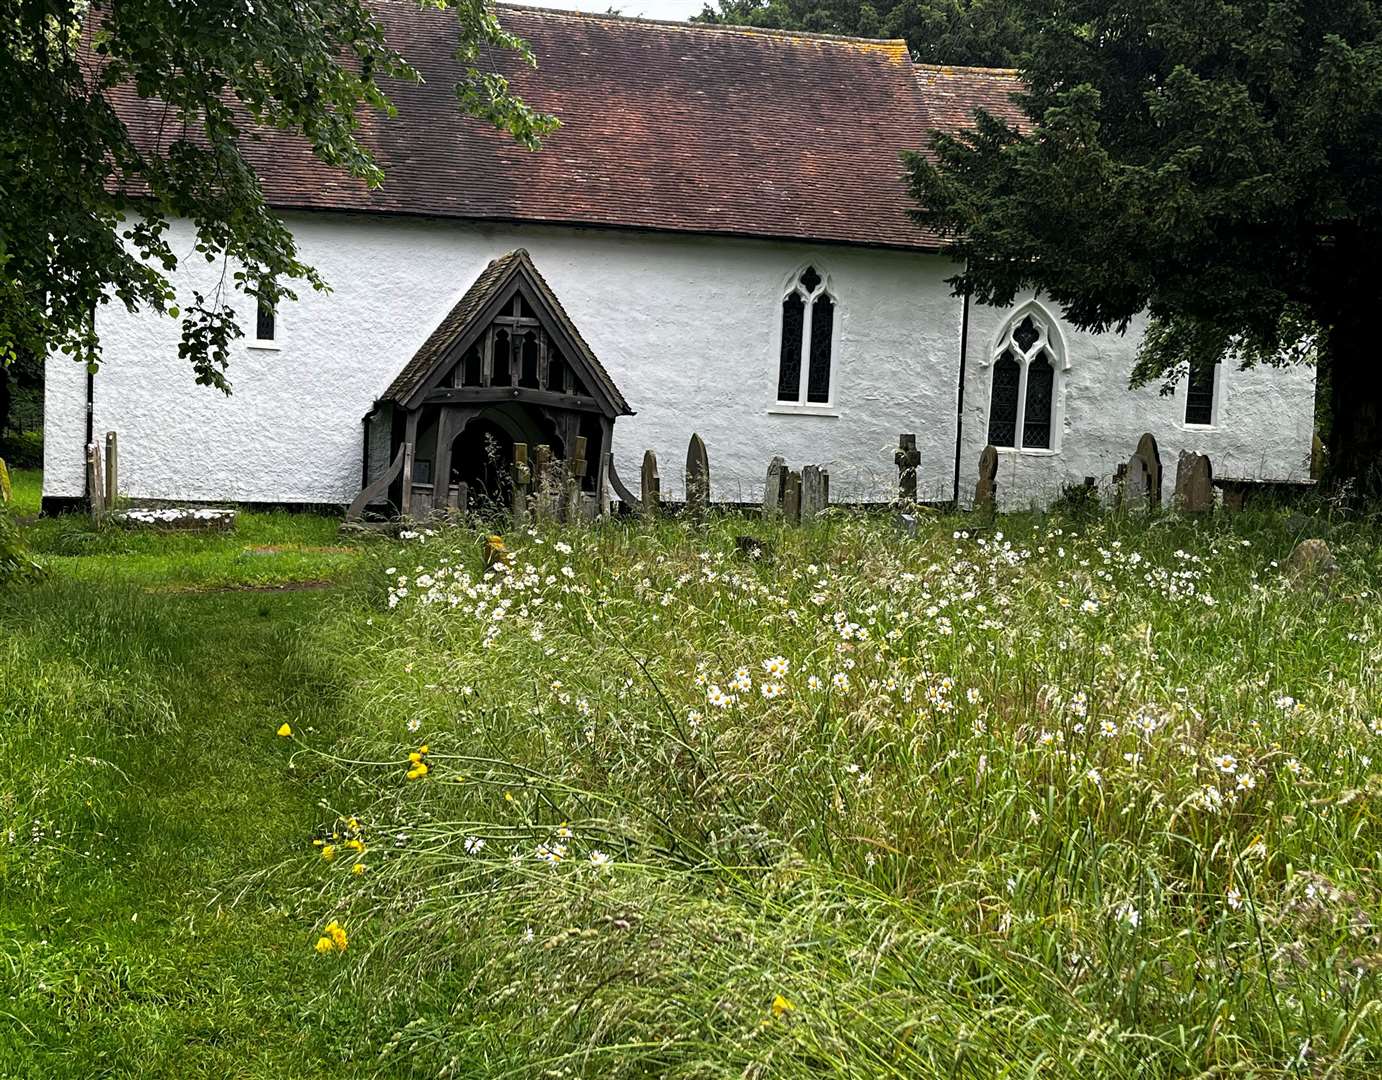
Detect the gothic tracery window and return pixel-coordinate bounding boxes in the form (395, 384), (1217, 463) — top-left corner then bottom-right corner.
(777, 266), (835, 405)
(987, 310), (1061, 451)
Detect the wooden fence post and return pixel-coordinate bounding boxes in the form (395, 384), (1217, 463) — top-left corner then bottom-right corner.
(86, 441), (106, 524)
(104, 431), (118, 509)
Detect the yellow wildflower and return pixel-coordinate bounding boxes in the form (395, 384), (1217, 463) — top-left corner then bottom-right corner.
(408, 752), (423, 764)
(314, 936), (334, 955)
(325, 921), (348, 951)
(345, 838), (365, 853)
(406, 762), (429, 780)
(418, 744), (429, 755)
(771, 994), (795, 1018)
(321, 844), (336, 862)
(351, 862), (366, 876)
(277, 723), (292, 737)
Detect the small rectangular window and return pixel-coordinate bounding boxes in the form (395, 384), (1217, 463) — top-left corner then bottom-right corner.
(256, 296), (276, 342)
(1185, 362), (1217, 425)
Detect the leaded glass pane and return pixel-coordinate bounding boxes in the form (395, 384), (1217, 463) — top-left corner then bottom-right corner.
(806, 296), (834, 403)
(1185, 361), (1216, 425)
(800, 266), (821, 293)
(987, 350), (1020, 447)
(778, 293), (805, 401)
(1023, 350), (1054, 449)
(1013, 315), (1039, 353)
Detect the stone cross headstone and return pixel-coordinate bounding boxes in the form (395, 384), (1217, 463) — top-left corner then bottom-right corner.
(1134, 432), (1161, 508)
(1122, 453), (1150, 512)
(974, 445), (998, 513)
(762, 456), (786, 517)
(895, 433), (920, 504)
(802, 464), (829, 522)
(1174, 451), (1214, 513)
(782, 469), (802, 525)
(685, 433), (710, 517)
(640, 449), (661, 519)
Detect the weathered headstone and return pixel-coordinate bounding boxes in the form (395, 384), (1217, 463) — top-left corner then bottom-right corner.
(685, 433), (710, 517)
(895, 434), (920, 504)
(762, 456), (786, 517)
(1135, 432), (1161, 508)
(974, 445), (998, 513)
(564, 436), (588, 523)
(1122, 453), (1151, 512)
(104, 431), (119, 509)
(532, 444), (554, 522)
(641, 450), (661, 519)
(1174, 451), (1214, 513)
(86, 441), (105, 524)
(802, 464), (829, 522)
(1285, 538), (1337, 584)
(511, 443), (530, 526)
(782, 469), (802, 525)
(0, 457), (10, 504)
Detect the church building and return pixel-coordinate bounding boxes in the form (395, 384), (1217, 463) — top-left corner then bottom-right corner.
(42, 3), (1317, 513)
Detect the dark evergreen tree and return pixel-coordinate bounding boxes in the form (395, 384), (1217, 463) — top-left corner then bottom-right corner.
(909, 0), (1382, 490)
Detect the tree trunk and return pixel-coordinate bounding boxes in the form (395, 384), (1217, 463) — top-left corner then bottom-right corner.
(1324, 315), (1382, 496)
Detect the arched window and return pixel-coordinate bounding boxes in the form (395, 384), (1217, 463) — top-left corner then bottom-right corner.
(986, 307), (1063, 450)
(777, 266), (836, 405)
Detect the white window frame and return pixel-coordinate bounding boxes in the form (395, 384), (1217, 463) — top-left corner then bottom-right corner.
(247, 294), (281, 352)
(769, 264), (841, 415)
(982, 300), (1069, 455)
(1181, 360), (1223, 430)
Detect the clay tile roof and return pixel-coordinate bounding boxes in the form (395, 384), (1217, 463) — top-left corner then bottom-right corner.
(104, 3), (1026, 251)
(381, 249), (630, 415)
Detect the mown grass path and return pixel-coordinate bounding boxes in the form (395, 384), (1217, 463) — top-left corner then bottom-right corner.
(2, 523), (364, 1077)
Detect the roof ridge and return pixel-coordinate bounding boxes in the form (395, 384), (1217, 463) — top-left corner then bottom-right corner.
(914, 61), (1021, 77)
(496, 3), (910, 49)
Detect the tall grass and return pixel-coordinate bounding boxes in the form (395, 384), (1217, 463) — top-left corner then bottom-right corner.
(279, 509), (1382, 1077)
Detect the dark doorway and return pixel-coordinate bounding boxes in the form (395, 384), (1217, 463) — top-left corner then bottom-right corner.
(451, 417), (514, 509)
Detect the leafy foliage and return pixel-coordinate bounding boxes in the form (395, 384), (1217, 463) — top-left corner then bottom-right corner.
(906, 1), (1382, 486)
(0, 0), (556, 393)
(695, 0), (1025, 66)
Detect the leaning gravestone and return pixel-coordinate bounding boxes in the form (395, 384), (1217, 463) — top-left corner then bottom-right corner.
(974, 445), (998, 514)
(640, 450), (661, 519)
(802, 464), (829, 522)
(1135, 433), (1162, 508)
(685, 433), (710, 518)
(1285, 538), (1337, 585)
(762, 456), (786, 517)
(782, 469), (802, 525)
(1122, 453), (1151, 512)
(1174, 451), (1214, 513)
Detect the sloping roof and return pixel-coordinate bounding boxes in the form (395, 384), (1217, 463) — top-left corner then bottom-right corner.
(913, 64), (1027, 135)
(381, 248), (631, 415)
(104, 3), (1024, 251)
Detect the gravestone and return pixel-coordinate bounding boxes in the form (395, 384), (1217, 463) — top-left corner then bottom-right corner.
(1174, 451), (1214, 513)
(511, 443), (530, 526)
(1285, 538), (1337, 584)
(895, 434), (920, 503)
(762, 456), (786, 517)
(802, 464), (829, 522)
(782, 469), (802, 525)
(640, 450), (661, 519)
(974, 445), (998, 513)
(1134, 433), (1161, 508)
(564, 436), (588, 522)
(1122, 453), (1151, 512)
(685, 433), (710, 517)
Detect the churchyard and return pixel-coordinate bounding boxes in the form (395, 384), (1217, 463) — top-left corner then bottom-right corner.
(3, 459), (1382, 1077)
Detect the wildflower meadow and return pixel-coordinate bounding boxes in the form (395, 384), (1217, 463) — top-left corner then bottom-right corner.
(278, 511), (1382, 1077)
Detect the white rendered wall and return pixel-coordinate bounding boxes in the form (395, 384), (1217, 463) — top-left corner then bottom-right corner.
(957, 296), (1317, 509)
(45, 213), (963, 505)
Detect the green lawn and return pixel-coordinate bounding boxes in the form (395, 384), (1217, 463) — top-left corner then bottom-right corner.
(4, 474), (1382, 1077)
